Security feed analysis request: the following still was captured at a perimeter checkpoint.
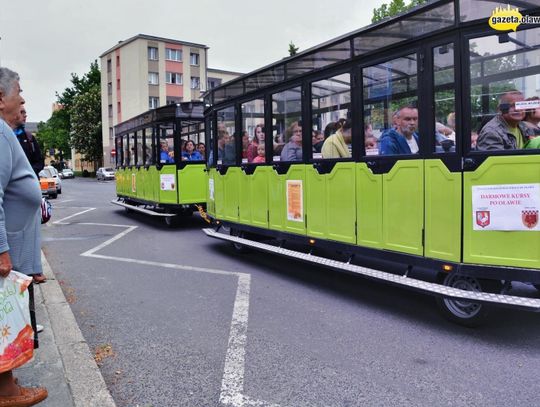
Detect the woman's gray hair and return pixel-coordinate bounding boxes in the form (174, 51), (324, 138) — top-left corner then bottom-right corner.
(0, 67), (20, 97)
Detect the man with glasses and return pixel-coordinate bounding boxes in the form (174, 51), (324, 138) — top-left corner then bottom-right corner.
(477, 90), (533, 151)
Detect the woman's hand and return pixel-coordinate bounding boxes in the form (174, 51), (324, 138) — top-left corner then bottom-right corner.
(0, 251), (12, 278)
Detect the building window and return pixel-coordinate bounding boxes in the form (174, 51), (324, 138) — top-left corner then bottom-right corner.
(117, 102), (121, 114)
(190, 53), (199, 66)
(167, 97), (182, 105)
(107, 59), (112, 72)
(165, 48), (182, 62)
(148, 47), (158, 60)
(191, 76), (200, 90)
(208, 78), (222, 89)
(108, 104), (113, 117)
(116, 55), (120, 66)
(117, 79), (120, 90)
(107, 82), (112, 95)
(166, 72), (182, 85)
(149, 97), (159, 109)
(148, 72), (159, 85)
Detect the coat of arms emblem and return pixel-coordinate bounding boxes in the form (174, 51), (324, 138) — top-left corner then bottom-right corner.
(476, 211), (490, 228)
(522, 210), (539, 229)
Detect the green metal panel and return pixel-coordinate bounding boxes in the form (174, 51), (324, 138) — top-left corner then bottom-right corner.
(178, 164), (207, 204)
(268, 169), (286, 231)
(206, 168), (216, 217)
(158, 165), (179, 204)
(250, 166), (270, 228)
(148, 166), (159, 203)
(115, 169), (123, 196)
(382, 160), (424, 256)
(306, 167), (327, 239)
(135, 168), (146, 201)
(356, 163), (383, 249)
(128, 170), (137, 198)
(463, 155), (540, 269)
(223, 167), (241, 222)
(326, 163), (356, 244)
(424, 160), (461, 262)
(238, 170), (252, 225)
(214, 170), (225, 219)
(142, 168), (153, 201)
(268, 165), (306, 235)
(305, 163), (356, 244)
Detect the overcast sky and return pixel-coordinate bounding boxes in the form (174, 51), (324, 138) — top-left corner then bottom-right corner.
(0, 0), (387, 123)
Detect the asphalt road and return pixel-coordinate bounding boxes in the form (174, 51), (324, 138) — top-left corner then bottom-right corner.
(42, 177), (540, 407)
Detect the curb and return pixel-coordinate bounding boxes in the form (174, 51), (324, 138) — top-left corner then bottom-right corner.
(40, 252), (116, 407)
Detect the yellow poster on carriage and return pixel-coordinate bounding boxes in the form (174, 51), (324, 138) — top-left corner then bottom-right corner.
(286, 180), (303, 222)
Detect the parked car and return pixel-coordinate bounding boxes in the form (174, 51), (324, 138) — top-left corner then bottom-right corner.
(61, 168), (74, 179)
(96, 167), (116, 181)
(39, 176), (57, 199)
(40, 166), (62, 194)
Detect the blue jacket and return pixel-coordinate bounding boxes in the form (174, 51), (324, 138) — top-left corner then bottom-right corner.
(0, 119), (43, 275)
(379, 129), (419, 155)
(182, 151), (203, 161)
(160, 150), (174, 163)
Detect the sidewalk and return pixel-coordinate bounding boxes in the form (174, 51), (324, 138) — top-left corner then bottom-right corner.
(16, 253), (116, 407)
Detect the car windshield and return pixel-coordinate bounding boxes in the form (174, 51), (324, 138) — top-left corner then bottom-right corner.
(103, 168), (114, 172)
(39, 169), (53, 178)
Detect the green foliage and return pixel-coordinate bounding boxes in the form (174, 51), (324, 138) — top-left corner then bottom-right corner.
(36, 110), (71, 160)
(37, 60), (102, 166)
(288, 42), (299, 57)
(372, 0), (429, 23)
(70, 84), (102, 164)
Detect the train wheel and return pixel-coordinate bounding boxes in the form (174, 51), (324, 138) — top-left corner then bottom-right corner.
(164, 215), (178, 228)
(436, 274), (489, 327)
(221, 226), (249, 253)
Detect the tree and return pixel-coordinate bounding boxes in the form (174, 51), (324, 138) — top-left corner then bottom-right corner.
(70, 84), (102, 168)
(372, 0), (429, 23)
(288, 42), (299, 57)
(36, 110), (71, 161)
(36, 60), (101, 169)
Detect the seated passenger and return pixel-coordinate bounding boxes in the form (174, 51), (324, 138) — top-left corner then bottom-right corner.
(379, 106), (419, 155)
(477, 90), (533, 151)
(252, 144), (265, 163)
(365, 135), (378, 155)
(160, 141), (174, 163)
(247, 124), (265, 162)
(182, 140), (203, 161)
(321, 118), (352, 159)
(280, 121), (303, 162)
(312, 130), (324, 153)
(523, 97), (540, 136)
(218, 130), (236, 165)
(197, 142), (206, 159)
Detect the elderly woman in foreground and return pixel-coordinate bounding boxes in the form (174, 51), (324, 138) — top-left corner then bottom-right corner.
(0, 67), (48, 406)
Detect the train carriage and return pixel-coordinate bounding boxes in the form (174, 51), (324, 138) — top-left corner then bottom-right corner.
(203, 0), (540, 325)
(113, 102), (207, 226)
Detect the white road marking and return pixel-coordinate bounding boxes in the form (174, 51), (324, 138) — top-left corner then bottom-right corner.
(52, 216), (282, 406)
(53, 208), (95, 224)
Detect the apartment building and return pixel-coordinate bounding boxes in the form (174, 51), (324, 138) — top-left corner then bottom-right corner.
(100, 34), (213, 165)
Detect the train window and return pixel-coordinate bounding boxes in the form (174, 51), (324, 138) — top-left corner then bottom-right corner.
(136, 130), (144, 166)
(206, 117), (214, 166)
(272, 86), (302, 162)
(143, 127), (153, 165)
(241, 99), (265, 164)
(433, 43), (456, 154)
(470, 28), (540, 152)
(362, 53), (419, 156)
(158, 125), (175, 164)
(216, 106), (236, 165)
(180, 122), (205, 161)
(122, 134), (128, 166)
(129, 134), (136, 166)
(311, 73), (351, 160)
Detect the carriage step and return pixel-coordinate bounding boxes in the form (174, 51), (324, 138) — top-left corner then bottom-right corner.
(111, 200), (175, 217)
(203, 228), (540, 312)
